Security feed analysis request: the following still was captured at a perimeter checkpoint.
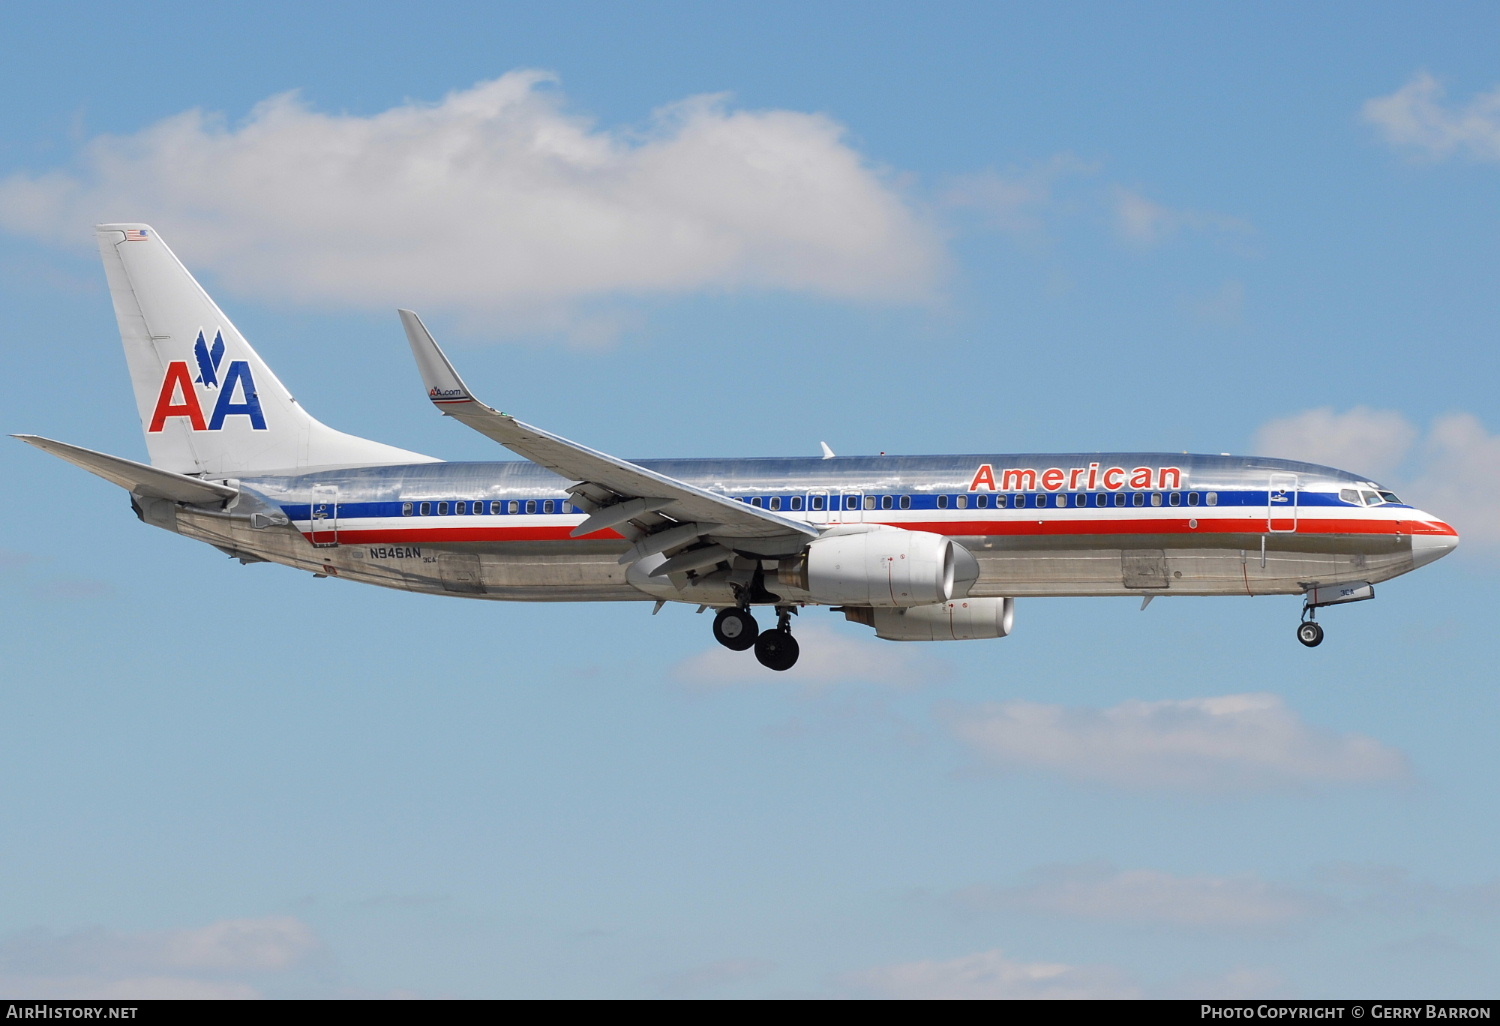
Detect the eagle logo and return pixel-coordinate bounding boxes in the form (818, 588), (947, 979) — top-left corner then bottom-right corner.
(193, 330), (226, 388)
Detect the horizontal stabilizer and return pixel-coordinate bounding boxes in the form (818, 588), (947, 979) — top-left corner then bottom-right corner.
(14, 434), (238, 504)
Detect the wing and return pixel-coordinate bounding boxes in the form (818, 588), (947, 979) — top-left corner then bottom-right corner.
(399, 311), (816, 557)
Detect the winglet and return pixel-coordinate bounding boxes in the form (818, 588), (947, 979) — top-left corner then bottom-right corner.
(819, 441), (836, 460)
(399, 310), (491, 414)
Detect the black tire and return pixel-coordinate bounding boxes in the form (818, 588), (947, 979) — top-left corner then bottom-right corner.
(1297, 621), (1324, 648)
(754, 628), (800, 671)
(713, 607), (759, 651)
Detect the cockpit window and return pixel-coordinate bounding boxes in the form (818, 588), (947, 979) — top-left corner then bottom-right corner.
(1340, 488), (1360, 504)
(1360, 490), (1381, 506)
(1379, 491), (1402, 504)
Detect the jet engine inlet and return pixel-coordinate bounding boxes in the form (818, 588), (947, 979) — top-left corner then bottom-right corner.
(783, 528), (967, 606)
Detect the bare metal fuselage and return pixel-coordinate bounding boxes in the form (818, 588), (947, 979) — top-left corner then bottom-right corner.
(143, 452), (1456, 607)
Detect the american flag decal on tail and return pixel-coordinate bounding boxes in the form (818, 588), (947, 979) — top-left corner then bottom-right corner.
(124, 229), (150, 241)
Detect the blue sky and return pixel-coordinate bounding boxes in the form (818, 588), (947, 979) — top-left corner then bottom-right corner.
(1, 0), (1498, 998)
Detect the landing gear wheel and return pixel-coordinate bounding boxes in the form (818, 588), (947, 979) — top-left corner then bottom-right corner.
(713, 607), (759, 651)
(1297, 621), (1324, 648)
(754, 629), (800, 671)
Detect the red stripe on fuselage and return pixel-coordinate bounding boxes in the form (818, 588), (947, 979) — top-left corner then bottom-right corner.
(306, 514), (1453, 547)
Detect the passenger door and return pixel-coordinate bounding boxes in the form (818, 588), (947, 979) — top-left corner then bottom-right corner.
(1268, 473), (1298, 533)
(309, 483), (339, 547)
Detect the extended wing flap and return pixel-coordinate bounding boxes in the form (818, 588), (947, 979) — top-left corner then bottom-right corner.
(15, 434), (238, 504)
(399, 311), (815, 541)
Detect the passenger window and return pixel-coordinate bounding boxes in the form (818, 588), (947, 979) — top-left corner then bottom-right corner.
(1056, 494), (1068, 508)
(769, 496), (782, 511)
(864, 495), (877, 510)
(488, 502), (499, 515)
(419, 502), (431, 516)
(507, 500), (519, 514)
(1151, 493), (1162, 506)
(458, 501), (469, 515)
(525, 500), (537, 514)
(975, 494), (988, 509)
(438, 501), (450, 515)
(1187, 492), (1200, 507)
(1036, 494), (1048, 508)
(544, 500), (555, 514)
(846, 495), (859, 510)
(751, 497), (763, 507)
(1206, 492), (1218, 506)
(790, 496), (803, 511)
(1132, 493), (1144, 507)
(899, 495), (911, 509)
(1015, 494), (1026, 508)
(1114, 493), (1125, 507)
(402, 502), (413, 516)
(937, 495), (949, 509)
(810, 495), (825, 511)
(880, 495), (893, 510)
(1169, 493), (1181, 506)
(996, 495), (1007, 508)
(955, 495), (967, 509)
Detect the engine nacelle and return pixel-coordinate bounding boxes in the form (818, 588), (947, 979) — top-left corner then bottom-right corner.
(844, 597), (1016, 641)
(781, 527), (969, 607)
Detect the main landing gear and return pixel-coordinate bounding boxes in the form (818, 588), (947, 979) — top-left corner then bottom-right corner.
(712, 607), (758, 651)
(712, 606), (800, 671)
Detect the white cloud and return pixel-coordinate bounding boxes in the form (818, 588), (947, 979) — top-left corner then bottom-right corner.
(845, 948), (1139, 999)
(1253, 406), (1419, 482)
(947, 693), (1409, 791)
(942, 154), (1097, 235)
(0, 916), (321, 999)
(673, 623), (943, 688)
(1314, 863), (1500, 919)
(653, 957), (777, 997)
(1111, 186), (1253, 248)
(1406, 413), (1500, 551)
(1165, 967), (1292, 1000)
(1253, 407), (1500, 551)
(954, 862), (1325, 928)
(0, 73), (943, 331)
(1363, 73), (1500, 163)
(1185, 279), (1246, 329)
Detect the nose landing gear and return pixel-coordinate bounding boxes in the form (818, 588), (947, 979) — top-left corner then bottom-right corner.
(1295, 581), (1375, 648)
(1296, 619), (1324, 647)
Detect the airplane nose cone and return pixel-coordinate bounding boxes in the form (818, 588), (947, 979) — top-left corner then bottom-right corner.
(1411, 518), (1460, 568)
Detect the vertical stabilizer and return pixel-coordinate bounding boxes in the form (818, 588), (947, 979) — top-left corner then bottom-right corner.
(96, 223), (436, 476)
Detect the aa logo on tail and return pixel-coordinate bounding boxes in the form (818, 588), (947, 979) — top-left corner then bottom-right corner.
(148, 330), (267, 433)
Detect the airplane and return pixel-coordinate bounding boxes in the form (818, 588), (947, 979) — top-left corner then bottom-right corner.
(16, 224), (1460, 671)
